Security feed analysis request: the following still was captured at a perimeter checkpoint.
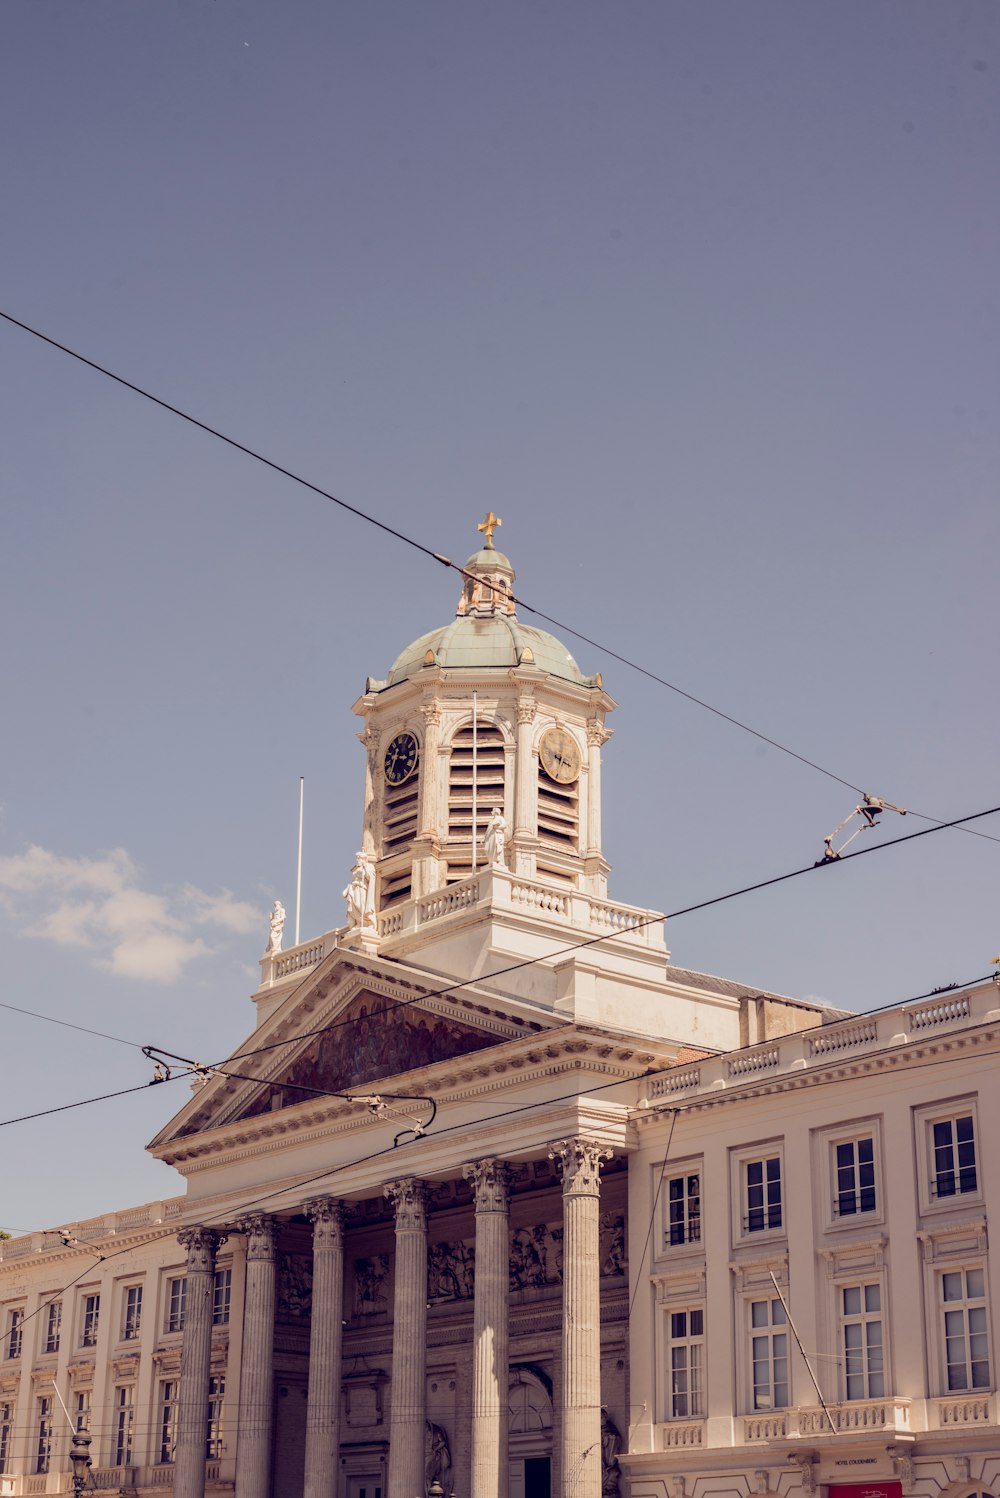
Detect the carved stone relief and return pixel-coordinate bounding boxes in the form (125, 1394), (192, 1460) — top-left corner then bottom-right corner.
(277, 1252), (313, 1320)
(353, 1254), (390, 1316)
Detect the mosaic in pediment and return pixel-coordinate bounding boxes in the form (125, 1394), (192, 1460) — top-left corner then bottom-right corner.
(235, 991), (500, 1122)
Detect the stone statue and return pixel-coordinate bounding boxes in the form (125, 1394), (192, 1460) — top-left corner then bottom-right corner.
(483, 807), (509, 868)
(425, 1421), (452, 1492)
(343, 852), (375, 929)
(600, 1409), (622, 1496)
(265, 899), (286, 954)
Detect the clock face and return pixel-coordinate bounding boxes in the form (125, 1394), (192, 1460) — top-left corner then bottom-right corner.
(383, 731), (419, 786)
(539, 726), (581, 784)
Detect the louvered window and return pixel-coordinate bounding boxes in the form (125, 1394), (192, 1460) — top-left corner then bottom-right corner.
(448, 721), (505, 851)
(382, 769), (419, 857)
(537, 763), (579, 851)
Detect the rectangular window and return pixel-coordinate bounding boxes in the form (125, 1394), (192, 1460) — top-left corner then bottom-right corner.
(113, 1384), (135, 1467)
(158, 1379), (178, 1464)
(750, 1297), (789, 1410)
(667, 1308), (704, 1418)
(942, 1268), (990, 1391)
(841, 1282), (884, 1399)
(121, 1284), (143, 1341)
(165, 1276), (187, 1334)
(0, 1401), (12, 1474)
(835, 1138), (877, 1217)
(80, 1292), (100, 1348)
(745, 1157), (782, 1233)
(5, 1308), (23, 1360)
(74, 1388), (92, 1434)
(43, 1300), (62, 1355)
(213, 1267), (232, 1326)
(206, 1374), (225, 1460)
(35, 1395), (53, 1475)
(665, 1174), (701, 1248)
(932, 1115), (977, 1199)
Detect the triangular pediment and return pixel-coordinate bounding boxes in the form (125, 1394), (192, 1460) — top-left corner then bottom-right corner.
(150, 949), (558, 1152)
(232, 988), (500, 1125)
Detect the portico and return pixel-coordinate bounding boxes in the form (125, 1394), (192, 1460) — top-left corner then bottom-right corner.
(170, 1128), (630, 1498)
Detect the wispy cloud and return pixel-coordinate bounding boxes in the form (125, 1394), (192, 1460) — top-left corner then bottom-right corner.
(0, 844), (263, 983)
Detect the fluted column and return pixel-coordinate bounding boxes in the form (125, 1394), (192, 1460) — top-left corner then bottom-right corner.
(550, 1139), (612, 1498)
(385, 1178), (429, 1498)
(418, 702), (442, 837)
(584, 720), (611, 859)
(174, 1226), (225, 1498)
(234, 1213), (279, 1498)
(463, 1159), (513, 1498)
(303, 1197), (346, 1498)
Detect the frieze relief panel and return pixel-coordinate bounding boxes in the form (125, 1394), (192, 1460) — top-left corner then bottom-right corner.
(353, 1254), (390, 1316)
(277, 1252), (313, 1320)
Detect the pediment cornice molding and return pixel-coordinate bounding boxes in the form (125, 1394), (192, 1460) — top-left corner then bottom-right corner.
(155, 1035), (645, 1172)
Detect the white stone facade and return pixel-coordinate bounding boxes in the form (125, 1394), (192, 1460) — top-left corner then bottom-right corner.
(1, 533), (996, 1498)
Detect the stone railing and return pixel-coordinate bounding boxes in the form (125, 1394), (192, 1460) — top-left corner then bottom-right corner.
(650, 1066), (703, 1098)
(89, 1471), (136, 1494)
(260, 933), (337, 985)
(907, 993), (972, 1029)
(375, 866), (667, 951)
(743, 1414), (787, 1441)
(932, 1393), (993, 1426)
(659, 1419), (704, 1447)
(643, 980), (999, 1104)
(794, 1397), (911, 1436)
(0, 1198), (185, 1262)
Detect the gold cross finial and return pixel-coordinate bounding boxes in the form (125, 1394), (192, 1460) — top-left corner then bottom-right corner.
(477, 511), (502, 549)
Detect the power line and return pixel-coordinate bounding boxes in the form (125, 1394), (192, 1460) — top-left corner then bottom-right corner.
(1, 804), (996, 1136)
(0, 998), (143, 1050)
(148, 801), (1000, 1076)
(2, 308), (994, 846)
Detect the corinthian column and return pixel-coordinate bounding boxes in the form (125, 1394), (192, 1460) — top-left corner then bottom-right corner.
(550, 1139), (612, 1498)
(384, 1178), (429, 1498)
(303, 1197), (346, 1498)
(463, 1158), (513, 1498)
(234, 1213), (279, 1498)
(174, 1226), (225, 1498)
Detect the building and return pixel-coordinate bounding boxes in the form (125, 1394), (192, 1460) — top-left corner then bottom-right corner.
(1, 525), (997, 1498)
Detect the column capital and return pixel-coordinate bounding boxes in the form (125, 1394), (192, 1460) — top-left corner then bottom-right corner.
(235, 1212), (280, 1258)
(384, 1176), (429, 1230)
(586, 718), (612, 747)
(177, 1225), (226, 1269)
(550, 1137), (612, 1196)
(516, 697), (538, 725)
(304, 1197), (345, 1246)
(420, 701), (442, 728)
(463, 1158), (513, 1212)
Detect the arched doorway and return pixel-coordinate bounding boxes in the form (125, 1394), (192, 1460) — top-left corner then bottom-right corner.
(508, 1365), (553, 1498)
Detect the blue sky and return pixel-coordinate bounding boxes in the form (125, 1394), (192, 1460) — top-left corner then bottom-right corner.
(1, 0), (997, 1230)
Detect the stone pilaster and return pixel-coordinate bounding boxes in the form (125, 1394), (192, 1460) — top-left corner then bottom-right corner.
(550, 1139), (612, 1498)
(303, 1197), (346, 1498)
(385, 1178), (429, 1498)
(233, 1213), (279, 1498)
(174, 1226), (225, 1498)
(463, 1158), (513, 1498)
(512, 696), (538, 875)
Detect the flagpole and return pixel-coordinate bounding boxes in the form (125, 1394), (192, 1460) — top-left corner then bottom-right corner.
(471, 693), (478, 873)
(295, 776), (304, 946)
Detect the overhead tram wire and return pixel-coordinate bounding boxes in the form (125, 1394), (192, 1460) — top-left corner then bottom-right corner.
(0, 803), (996, 1132)
(146, 801), (1000, 1076)
(0, 802), (995, 1122)
(6, 975), (998, 1333)
(2, 308), (995, 845)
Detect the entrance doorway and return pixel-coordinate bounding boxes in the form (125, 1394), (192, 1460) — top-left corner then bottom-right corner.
(509, 1366), (553, 1498)
(345, 1479), (383, 1498)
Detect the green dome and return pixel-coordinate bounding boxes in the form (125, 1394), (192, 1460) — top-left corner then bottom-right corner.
(382, 614), (593, 688)
(366, 530), (601, 691)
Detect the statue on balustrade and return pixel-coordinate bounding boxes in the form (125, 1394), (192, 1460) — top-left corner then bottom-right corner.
(265, 899), (286, 954)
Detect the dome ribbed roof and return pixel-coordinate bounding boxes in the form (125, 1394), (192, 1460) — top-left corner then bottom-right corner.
(367, 531), (600, 691)
(383, 614), (591, 687)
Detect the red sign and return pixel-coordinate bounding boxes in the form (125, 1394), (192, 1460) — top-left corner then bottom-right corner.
(828, 1484), (902, 1498)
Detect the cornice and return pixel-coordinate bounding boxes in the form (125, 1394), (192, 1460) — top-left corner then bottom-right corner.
(155, 1033), (645, 1172)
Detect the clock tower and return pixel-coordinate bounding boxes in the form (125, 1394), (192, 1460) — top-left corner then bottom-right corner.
(354, 521), (615, 917)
